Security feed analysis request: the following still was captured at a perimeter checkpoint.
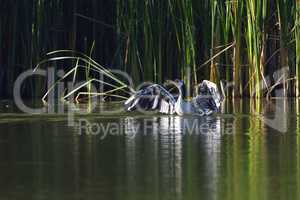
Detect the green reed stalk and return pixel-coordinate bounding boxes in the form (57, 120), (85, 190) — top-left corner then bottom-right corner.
(143, 0), (155, 81)
(232, 0), (243, 97)
(276, 0), (291, 97)
(168, 0), (183, 81)
(209, 0), (218, 83)
(296, 1), (300, 96)
(245, 0), (268, 98)
(214, 0), (233, 96)
(156, 1), (163, 84)
(3, 0), (300, 99)
(181, 0), (197, 95)
(223, 1), (233, 94)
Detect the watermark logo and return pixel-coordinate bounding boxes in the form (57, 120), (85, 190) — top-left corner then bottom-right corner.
(76, 117), (234, 140)
(12, 66), (289, 139)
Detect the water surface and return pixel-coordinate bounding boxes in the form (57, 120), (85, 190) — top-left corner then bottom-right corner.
(0, 99), (299, 200)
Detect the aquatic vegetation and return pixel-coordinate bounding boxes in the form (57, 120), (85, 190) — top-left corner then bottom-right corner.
(1, 0), (300, 99)
(35, 50), (134, 103)
(296, 2), (300, 96)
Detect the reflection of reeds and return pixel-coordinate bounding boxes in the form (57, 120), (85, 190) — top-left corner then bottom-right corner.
(1, 0), (300, 98)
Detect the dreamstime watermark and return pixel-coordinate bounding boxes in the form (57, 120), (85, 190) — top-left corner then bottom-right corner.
(12, 66), (290, 137)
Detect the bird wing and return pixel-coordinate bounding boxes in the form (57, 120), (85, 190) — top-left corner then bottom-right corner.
(124, 84), (177, 114)
(193, 95), (218, 115)
(194, 80), (223, 115)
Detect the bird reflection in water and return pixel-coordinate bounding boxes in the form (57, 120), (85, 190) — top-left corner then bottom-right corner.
(123, 115), (222, 199)
(123, 115), (222, 139)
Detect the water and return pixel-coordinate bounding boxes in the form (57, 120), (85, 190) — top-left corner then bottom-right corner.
(0, 99), (299, 200)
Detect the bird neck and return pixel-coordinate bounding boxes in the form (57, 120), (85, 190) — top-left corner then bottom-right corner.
(178, 85), (186, 100)
(177, 93), (183, 103)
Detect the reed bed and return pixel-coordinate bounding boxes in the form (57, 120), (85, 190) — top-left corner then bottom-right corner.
(1, 0), (300, 99)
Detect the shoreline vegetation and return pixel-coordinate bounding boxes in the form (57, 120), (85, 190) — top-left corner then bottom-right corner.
(1, 0), (300, 100)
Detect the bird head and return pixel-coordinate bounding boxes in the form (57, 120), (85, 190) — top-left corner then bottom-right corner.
(175, 80), (186, 98)
(164, 79), (186, 99)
